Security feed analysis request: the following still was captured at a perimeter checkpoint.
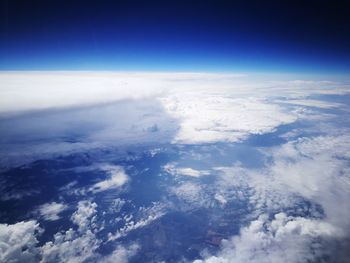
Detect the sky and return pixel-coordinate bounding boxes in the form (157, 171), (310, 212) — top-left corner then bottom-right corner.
(1, 0), (350, 73)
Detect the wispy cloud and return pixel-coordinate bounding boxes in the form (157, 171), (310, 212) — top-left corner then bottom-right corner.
(163, 162), (210, 177)
(89, 165), (129, 193)
(38, 202), (68, 221)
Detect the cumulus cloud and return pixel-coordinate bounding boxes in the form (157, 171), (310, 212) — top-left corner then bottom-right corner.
(41, 200), (100, 262)
(89, 165), (129, 193)
(40, 228), (100, 263)
(38, 202), (68, 221)
(193, 133), (350, 262)
(194, 213), (342, 263)
(0, 220), (42, 263)
(268, 135), (350, 231)
(71, 200), (98, 233)
(0, 201), (101, 263)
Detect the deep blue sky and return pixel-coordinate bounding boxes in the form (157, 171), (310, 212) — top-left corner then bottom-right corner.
(1, 0), (350, 73)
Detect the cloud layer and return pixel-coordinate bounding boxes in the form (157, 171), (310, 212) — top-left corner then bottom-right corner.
(0, 72), (349, 262)
(1, 72), (348, 169)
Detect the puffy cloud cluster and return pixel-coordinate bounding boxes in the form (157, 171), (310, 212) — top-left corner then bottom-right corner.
(0, 220), (42, 263)
(268, 135), (350, 231)
(0, 199), (140, 262)
(194, 213), (341, 263)
(40, 228), (100, 263)
(71, 200), (98, 233)
(192, 133), (350, 262)
(41, 200), (99, 262)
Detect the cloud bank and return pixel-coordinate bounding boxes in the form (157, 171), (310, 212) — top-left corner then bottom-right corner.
(0, 72), (349, 169)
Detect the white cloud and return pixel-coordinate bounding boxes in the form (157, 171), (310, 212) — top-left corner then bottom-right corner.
(1, 72), (350, 262)
(108, 203), (166, 241)
(0, 72), (166, 114)
(2, 72), (348, 116)
(169, 181), (218, 209)
(0, 220), (42, 263)
(108, 198), (126, 214)
(214, 193), (227, 205)
(40, 228), (100, 263)
(161, 95), (297, 144)
(1, 72), (349, 168)
(268, 135), (350, 231)
(71, 200), (98, 233)
(194, 213), (342, 263)
(171, 181), (203, 202)
(176, 167), (210, 177)
(41, 200), (100, 262)
(276, 98), (344, 109)
(90, 165), (129, 193)
(163, 163), (210, 177)
(194, 133), (350, 262)
(38, 202), (68, 221)
(100, 243), (139, 263)
(0, 202), (101, 263)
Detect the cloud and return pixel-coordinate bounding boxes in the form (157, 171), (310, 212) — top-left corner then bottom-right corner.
(0, 72), (166, 114)
(108, 202), (166, 241)
(276, 98), (344, 109)
(1, 72), (350, 262)
(40, 228), (100, 263)
(214, 193), (227, 205)
(194, 213), (342, 263)
(89, 165), (129, 193)
(0, 98), (177, 169)
(0, 199), (140, 263)
(100, 243), (139, 263)
(41, 200), (100, 262)
(0, 201), (101, 263)
(163, 163), (210, 177)
(1, 72), (349, 168)
(193, 133), (350, 262)
(71, 200), (98, 233)
(161, 95), (297, 144)
(1, 72), (347, 116)
(267, 135), (350, 231)
(169, 181), (218, 209)
(0, 220), (42, 263)
(38, 202), (68, 221)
